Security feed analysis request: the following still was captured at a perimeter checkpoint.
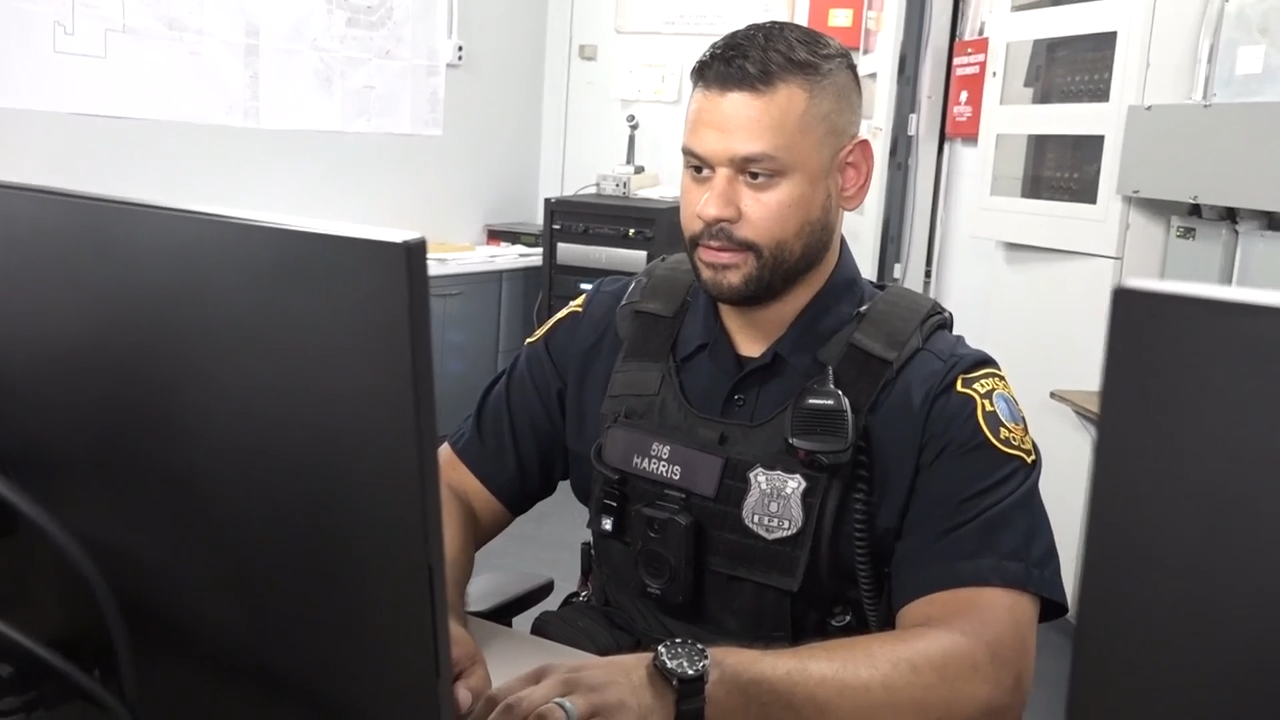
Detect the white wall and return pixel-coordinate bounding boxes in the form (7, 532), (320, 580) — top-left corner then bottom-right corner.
(0, 0), (550, 245)
(933, 0), (1212, 611)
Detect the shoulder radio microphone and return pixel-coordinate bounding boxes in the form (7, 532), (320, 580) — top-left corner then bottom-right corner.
(785, 367), (855, 469)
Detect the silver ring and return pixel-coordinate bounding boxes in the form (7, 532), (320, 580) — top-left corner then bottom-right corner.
(549, 696), (579, 720)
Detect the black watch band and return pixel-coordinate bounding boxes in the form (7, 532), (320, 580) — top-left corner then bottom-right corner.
(673, 676), (706, 720)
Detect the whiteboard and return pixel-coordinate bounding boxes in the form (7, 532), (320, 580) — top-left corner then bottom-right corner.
(615, 0), (794, 36)
(0, 0), (449, 136)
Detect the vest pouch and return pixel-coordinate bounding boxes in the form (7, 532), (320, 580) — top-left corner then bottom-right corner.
(590, 419), (833, 644)
(596, 419), (830, 597)
(529, 600), (643, 656)
(591, 428), (705, 610)
(695, 453), (831, 595)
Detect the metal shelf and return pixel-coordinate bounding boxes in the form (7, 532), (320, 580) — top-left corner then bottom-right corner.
(1117, 101), (1280, 213)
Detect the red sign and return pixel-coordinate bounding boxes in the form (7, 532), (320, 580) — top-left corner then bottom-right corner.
(945, 37), (989, 140)
(806, 0), (865, 49)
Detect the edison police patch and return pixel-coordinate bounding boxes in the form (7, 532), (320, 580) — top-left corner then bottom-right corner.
(955, 368), (1036, 464)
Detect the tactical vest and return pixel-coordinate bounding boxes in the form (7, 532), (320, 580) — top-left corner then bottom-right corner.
(579, 254), (951, 649)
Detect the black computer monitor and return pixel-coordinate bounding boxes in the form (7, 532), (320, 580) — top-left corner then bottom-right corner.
(1067, 279), (1280, 718)
(0, 182), (453, 719)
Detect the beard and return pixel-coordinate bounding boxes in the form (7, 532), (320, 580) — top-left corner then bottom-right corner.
(685, 195), (837, 307)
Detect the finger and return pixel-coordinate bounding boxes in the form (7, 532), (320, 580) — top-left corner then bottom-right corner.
(490, 682), (575, 720)
(529, 703), (569, 720)
(454, 659), (493, 713)
(467, 664), (554, 720)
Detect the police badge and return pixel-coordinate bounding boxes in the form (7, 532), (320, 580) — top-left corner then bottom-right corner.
(741, 465), (807, 541)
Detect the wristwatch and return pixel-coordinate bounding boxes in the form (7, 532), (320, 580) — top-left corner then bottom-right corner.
(652, 638), (710, 720)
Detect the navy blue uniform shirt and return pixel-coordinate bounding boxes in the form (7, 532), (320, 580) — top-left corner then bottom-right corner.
(449, 244), (1069, 621)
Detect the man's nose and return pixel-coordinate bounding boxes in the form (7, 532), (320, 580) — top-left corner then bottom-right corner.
(695, 176), (742, 227)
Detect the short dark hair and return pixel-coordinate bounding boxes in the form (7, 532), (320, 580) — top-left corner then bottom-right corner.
(689, 21), (862, 141)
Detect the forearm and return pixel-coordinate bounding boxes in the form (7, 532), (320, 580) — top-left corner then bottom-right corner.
(441, 485), (481, 622)
(706, 627), (1026, 720)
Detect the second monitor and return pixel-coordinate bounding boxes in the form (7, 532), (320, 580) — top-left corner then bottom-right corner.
(1068, 278), (1280, 719)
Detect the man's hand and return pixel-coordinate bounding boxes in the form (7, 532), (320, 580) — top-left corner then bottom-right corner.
(451, 618), (493, 715)
(468, 654), (675, 720)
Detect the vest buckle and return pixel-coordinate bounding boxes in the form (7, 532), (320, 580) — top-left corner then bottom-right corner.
(827, 605), (853, 629)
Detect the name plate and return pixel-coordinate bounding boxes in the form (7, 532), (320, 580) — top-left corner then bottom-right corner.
(600, 425), (724, 498)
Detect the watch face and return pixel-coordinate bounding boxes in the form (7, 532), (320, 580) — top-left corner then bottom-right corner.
(658, 640), (709, 680)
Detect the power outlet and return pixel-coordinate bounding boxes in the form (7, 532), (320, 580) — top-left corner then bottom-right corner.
(447, 39), (465, 66)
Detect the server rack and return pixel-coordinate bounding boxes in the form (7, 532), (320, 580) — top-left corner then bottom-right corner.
(539, 194), (682, 322)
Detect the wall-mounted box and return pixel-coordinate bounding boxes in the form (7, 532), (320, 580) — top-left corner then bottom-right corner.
(1117, 102), (1280, 214)
(1234, 228), (1280, 290)
(1162, 216), (1237, 285)
(972, 0), (1156, 258)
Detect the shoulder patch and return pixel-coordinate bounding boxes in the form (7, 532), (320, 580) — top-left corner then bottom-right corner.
(525, 294), (585, 345)
(954, 368), (1035, 464)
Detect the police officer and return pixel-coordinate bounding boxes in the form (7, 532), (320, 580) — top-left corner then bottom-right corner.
(440, 21), (1067, 720)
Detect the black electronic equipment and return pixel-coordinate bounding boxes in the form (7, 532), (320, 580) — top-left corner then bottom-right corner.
(1067, 279), (1280, 719)
(540, 194), (682, 322)
(1014, 31), (1115, 205)
(485, 221), (543, 248)
(0, 182), (454, 719)
(628, 494), (697, 608)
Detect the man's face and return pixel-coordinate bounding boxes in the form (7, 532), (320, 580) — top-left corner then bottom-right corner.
(679, 84), (868, 307)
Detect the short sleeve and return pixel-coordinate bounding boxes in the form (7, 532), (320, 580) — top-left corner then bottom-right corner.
(888, 354), (1069, 623)
(446, 294), (588, 517)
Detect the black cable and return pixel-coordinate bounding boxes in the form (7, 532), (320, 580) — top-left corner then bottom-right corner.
(0, 472), (137, 709)
(0, 618), (133, 719)
(848, 440), (884, 632)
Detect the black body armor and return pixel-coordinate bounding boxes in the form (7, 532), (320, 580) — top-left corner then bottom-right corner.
(532, 254), (951, 653)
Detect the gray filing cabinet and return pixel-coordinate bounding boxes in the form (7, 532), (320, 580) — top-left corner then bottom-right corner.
(497, 268), (541, 372)
(428, 266), (542, 437)
(429, 272), (501, 437)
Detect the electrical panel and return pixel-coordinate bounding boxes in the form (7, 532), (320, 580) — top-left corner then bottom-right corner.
(1025, 31), (1116, 104)
(974, 1), (1143, 258)
(1162, 216), (1238, 285)
(1014, 32), (1115, 204)
(1015, 135), (1106, 205)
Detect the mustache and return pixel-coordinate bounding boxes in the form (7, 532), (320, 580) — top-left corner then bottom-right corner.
(687, 226), (761, 254)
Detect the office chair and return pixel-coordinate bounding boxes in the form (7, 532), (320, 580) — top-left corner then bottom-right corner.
(465, 571), (555, 627)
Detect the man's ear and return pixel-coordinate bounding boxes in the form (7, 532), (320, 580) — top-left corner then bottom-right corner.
(835, 137), (874, 212)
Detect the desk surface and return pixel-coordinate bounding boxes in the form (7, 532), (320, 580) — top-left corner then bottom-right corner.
(1049, 389), (1101, 422)
(472, 618), (595, 684)
(473, 618), (1073, 720)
